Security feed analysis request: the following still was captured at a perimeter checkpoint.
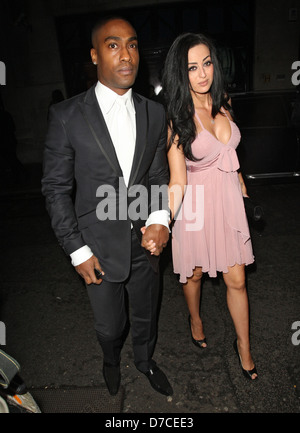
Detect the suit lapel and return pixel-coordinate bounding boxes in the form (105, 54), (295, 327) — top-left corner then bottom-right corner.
(78, 86), (148, 185)
(78, 85), (123, 177)
(128, 93), (148, 188)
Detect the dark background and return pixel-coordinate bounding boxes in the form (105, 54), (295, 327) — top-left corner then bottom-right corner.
(0, 0), (300, 415)
(54, 0), (253, 97)
(0, 0), (299, 181)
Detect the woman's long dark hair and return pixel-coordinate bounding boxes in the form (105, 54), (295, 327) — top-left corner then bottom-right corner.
(162, 32), (233, 161)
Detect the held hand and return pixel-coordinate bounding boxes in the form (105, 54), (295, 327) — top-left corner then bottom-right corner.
(141, 224), (169, 256)
(75, 255), (104, 285)
(140, 226), (157, 254)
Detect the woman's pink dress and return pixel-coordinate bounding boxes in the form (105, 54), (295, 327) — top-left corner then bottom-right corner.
(171, 111), (254, 283)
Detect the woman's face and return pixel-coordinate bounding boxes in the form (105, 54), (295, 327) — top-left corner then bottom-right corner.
(188, 43), (214, 95)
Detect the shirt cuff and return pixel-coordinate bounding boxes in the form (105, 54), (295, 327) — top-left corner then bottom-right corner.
(145, 210), (170, 231)
(70, 245), (93, 266)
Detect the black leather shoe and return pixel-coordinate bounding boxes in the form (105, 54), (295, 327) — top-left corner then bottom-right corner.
(103, 362), (121, 396)
(143, 364), (173, 396)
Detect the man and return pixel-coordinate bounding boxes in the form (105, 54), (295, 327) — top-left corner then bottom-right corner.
(41, 16), (173, 397)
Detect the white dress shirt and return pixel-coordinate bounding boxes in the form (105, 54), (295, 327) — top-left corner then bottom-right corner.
(70, 81), (169, 266)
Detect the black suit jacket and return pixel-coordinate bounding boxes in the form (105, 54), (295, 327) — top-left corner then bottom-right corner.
(41, 84), (169, 282)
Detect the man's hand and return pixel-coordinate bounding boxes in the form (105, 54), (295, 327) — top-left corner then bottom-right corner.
(75, 255), (104, 285)
(141, 224), (169, 256)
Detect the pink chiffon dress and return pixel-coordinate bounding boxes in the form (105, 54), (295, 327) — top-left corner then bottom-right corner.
(171, 110), (254, 284)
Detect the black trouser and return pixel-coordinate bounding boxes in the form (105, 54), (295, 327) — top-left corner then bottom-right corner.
(87, 230), (160, 373)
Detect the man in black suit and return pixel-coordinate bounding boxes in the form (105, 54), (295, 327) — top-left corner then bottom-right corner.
(41, 17), (173, 397)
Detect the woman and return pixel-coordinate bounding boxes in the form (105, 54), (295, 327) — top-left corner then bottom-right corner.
(147, 33), (257, 380)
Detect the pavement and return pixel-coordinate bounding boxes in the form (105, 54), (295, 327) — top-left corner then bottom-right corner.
(0, 163), (300, 415)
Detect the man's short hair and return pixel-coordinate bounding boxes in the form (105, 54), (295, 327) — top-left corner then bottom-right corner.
(91, 15), (133, 48)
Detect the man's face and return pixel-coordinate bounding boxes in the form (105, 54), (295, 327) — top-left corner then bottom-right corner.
(91, 19), (139, 95)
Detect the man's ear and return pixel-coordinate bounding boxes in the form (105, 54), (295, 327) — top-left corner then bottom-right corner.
(91, 48), (97, 65)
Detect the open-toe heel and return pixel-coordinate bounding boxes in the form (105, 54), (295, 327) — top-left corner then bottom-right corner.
(188, 315), (207, 349)
(233, 339), (258, 380)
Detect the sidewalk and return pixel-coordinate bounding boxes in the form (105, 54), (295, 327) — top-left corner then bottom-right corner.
(0, 165), (299, 413)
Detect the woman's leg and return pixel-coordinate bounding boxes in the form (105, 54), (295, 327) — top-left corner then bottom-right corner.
(182, 266), (206, 345)
(223, 264), (257, 379)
